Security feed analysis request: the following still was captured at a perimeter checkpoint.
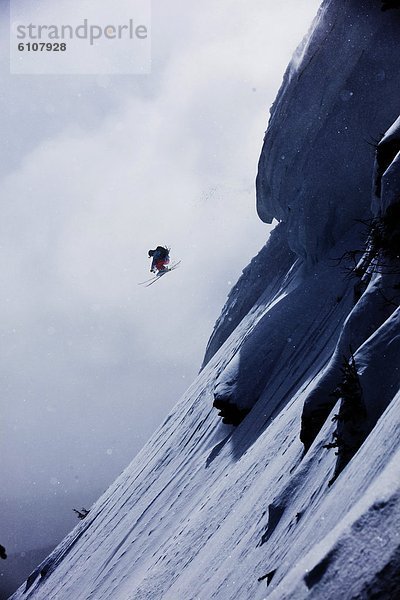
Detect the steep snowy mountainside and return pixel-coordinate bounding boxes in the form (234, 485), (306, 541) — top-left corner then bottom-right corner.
(268, 391), (400, 599)
(205, 0), (400, 371)
(300, 117), (400, 471)
(10, 2), (400, 599)
(256, 0), (400, 262)
(202, 222), (295, 367)
(373, 114), (400, 214)
(212, 225), (362, 423)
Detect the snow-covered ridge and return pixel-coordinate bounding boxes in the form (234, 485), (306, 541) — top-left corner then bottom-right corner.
(10, 2), (400, 599)
(202, 222), (295, 368)
(256, 0), (400, 263)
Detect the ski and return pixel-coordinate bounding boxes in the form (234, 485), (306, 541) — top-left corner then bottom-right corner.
(137, 274), (158, 285)
(144, 261), (181, 287)
(138, 261), (181, 287)
(144, 271), (170, 287)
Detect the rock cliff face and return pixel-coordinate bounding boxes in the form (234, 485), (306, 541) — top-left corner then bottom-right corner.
(11, 2), (400, 599)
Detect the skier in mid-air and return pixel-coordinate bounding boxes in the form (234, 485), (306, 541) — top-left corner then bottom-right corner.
(148, 246), (170, 274)
(138, 246), (180, 286)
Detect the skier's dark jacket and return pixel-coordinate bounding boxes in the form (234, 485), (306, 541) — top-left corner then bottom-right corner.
(148, 246), (170, 271)
(148, 246), (169, 260)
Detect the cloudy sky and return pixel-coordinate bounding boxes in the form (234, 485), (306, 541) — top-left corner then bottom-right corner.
(1, 0), (320, 559)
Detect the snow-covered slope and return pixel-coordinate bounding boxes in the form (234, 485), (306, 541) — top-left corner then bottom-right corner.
(256, 0), (400, 263)
(10, 2), (400, 599)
